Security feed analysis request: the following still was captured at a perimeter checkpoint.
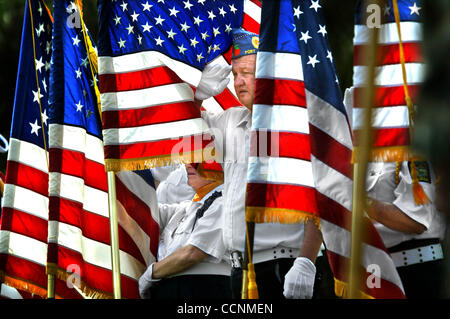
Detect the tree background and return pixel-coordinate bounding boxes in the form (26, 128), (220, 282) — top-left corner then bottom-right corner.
(0, 0), (357, 173)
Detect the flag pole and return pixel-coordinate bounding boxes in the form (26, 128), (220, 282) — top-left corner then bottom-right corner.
(107, 171), (121, 299)
(347, 0), (380, 299)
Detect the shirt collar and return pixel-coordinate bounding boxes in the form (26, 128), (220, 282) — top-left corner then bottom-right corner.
(193, 183), (223, 204)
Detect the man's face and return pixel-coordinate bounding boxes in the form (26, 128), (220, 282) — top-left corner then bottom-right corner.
(232, 54), (256, 111)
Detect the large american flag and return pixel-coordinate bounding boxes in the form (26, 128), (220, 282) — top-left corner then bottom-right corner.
(246, 0), (405, 298)
(47, 0), (160, 299)
(0, 0), (82, 299)
(97, 0), (261, 172)
(351, 0), (423, 161)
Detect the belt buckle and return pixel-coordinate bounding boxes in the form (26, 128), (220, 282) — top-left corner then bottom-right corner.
(230, 251), (243, 269)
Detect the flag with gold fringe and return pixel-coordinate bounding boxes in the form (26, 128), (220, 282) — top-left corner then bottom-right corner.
(47, 0), (160, 299)
(246, 0), (406, 299)
(350, 0), (428, 205)
(0, 0), (82, 299)
(97, 0), (261, 172)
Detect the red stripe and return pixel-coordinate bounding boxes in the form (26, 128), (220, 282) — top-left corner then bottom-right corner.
(353, 85), (421, 108)
(214, 88), (242, 110)
(317, 192), (389, 253)
(248, 0), (262, 8)
(309, 125), (353, 179)
(250, 131), (311, 161)
(354, 42), (423, 66)
(0, 254), (82, 299)
(48, 244), (140, 299)
(49, 148), (108, 192)
(242, 13), (260, 34)
(115, 177), (160, 258)
(104, 133), (213, 160)
(0, 208), (47, 243)
(327, 250), (405, 299)
(5, 161), (48, 197)
(246, 183), (319, 215)
(102, 102), (201, 129)
(99, 66), (183, 93)
(47, 196), (146, 266)
(353, 127), (410, 148)
(254, 78), (306, 107)
(222, 47), (233, 65)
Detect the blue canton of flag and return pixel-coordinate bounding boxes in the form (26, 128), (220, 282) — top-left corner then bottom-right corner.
(11, 0), (52, 149)
(98, 0), (244, 69)
(49, 1), (101, 136)
(355, 0), (422, 24)
(291, 0), (346, 115)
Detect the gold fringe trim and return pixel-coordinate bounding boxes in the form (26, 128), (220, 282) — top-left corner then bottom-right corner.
(352, 146), (413, 163)
(245, 207), (321, 229)
(0, 177), (4, 195)
(334, 278), (375, 299)
(1, 272), (52, 299)
(104, 148), (216, 172)
(52, 266), (113, 299)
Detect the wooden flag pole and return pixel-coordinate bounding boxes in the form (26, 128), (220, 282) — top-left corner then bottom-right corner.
(107, 171), (121, 299)
(347, 0), (380, 299)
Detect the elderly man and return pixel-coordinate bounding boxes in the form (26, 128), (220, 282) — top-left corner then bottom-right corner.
(194, 29), (323, 299)
(138, 164), (230, 299)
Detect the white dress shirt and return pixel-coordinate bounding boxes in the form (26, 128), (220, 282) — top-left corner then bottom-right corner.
(157, 184), (230, 276)
(366, 161), (446, 248)
(202, 107), (304, 259)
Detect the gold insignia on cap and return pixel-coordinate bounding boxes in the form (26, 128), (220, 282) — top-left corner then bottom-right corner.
(252, 36), (259, 49)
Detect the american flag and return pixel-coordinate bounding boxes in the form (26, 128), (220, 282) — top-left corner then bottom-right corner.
(351, 0), (423, 161)
(97, 0), (260, 172)
(246, 0), (405, 298)
(0, 0), (82, 299)
(47, 0), (160, 299)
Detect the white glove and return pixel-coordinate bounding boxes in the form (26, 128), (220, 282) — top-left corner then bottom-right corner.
(283, 257), (316, 299)
(138, 263), (160, 299)
(194, 63), (232, 100)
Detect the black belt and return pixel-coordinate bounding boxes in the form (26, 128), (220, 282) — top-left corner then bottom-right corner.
(388, 238), (441, 254)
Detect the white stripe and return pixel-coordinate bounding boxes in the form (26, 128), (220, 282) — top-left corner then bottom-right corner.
(320, 220), (404, 292)
(49, 124), (105, 164)
(353, 63), (424, 87)
(256, 52), (304, 81)
(49, 172), (109, 218)
(202, 96), (227, 114)
(247, 156), (314, 187)
(311, 155), (353, 212)
(2, 184), (48, 220)
(0, 230), (47, 266)
(244, 0), (261, 24)
(7, 138), (48, 173)
(353, 106), (410, 129)
(49, 221), (145, 280)
(102, 118), (210, 145)
(115, 171), (159, 226)
(252, 104), (309, 134)
(101, 82), (194, 111)
(354, 21), (422, 45)
(117, 200), (155, 266)
(305, 90), (354, 150)
(0, 284), (23, 299)
(99, 51), (202, 86)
